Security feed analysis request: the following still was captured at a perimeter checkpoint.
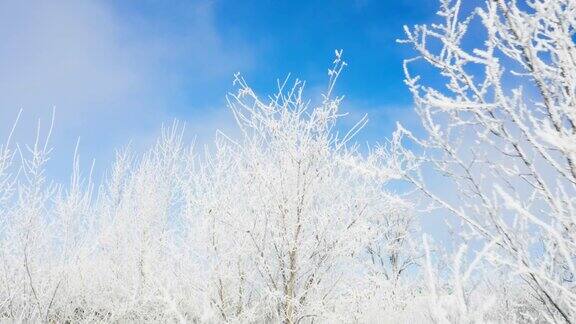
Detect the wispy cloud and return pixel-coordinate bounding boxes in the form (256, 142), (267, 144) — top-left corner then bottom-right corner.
(0, 0), (255, 179)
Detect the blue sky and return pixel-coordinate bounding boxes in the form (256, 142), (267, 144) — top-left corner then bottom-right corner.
(0, 0), (446, 180)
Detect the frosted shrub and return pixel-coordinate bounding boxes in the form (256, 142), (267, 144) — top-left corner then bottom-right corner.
(0, 53), (417, 323)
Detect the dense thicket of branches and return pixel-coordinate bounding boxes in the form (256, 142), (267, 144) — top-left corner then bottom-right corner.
(0, 0), (575, 322)
(0, 54), (420, 322)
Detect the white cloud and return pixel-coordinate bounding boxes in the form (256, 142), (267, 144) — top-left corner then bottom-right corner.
(0, 0), (143, 119)
(0, 0), (255, 180)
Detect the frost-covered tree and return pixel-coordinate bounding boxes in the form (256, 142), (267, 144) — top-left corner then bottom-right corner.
(390, 0), (576, 321)
(179, 53), (418, 322)
(0, 53), (418, 322)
